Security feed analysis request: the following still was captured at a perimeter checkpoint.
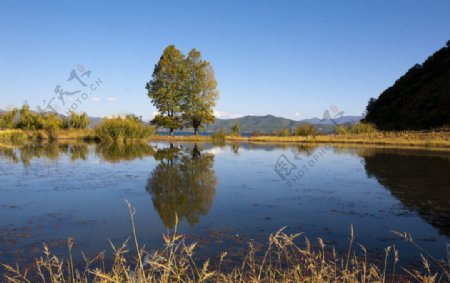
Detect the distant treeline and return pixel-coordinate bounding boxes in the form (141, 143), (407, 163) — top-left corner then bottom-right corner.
(0, 105), (155, 142)
(0, 104), (89, 140)
(364, 41), (450, 130)
(0, 104), (89, 131)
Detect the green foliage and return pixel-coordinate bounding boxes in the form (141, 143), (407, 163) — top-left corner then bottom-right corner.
(0, 105), (91, 135)
(211, 127), (225, 143)
(182, 49), (219, 135)
(272, 128), (291, 137)
(42, 113), (62, 141)
(335, 125), (349, 135)
(349, 123), (378, 134)
(0, 108), (18, 129)
(230, 122), (240, 136)
(364, 41), (450, 130)
(16, 104), (44, 130)
(1, 106), (91, 140)
(294, 124), (318, 136)
(147, 45), (219, 135)
(335, 123), (378, 135)
(66, 111), (89, 129)
(95, 115), (155, 142)
(146, 45), (186, 134)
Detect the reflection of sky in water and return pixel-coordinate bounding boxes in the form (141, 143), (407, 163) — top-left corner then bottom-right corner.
(0, 142), (449, 268)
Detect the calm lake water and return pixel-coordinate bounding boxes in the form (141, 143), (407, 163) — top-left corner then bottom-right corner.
(0, 142), (449, 269)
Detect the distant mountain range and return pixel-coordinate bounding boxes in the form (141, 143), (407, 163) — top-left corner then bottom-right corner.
(203, 115), (362, 133)
(1, 109), (362, 133)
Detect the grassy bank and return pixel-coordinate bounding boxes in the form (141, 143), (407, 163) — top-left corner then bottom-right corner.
(2, 129), (449, 149)
(147, 131), (450, 148)
(146, 134), (213, 142)
(245, 131), (450, 148)
(2, 203), (448, 282)
(0, 129), (95, 143)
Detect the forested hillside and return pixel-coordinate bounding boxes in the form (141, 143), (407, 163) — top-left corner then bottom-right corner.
(364, 41), (450, 130)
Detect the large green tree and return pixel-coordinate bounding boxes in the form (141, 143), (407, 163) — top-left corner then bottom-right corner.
(146, 45), (187, 135)
(182, 49), (219, 135)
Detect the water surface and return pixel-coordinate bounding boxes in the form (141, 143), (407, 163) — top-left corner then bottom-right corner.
(0, 142), (449, 268)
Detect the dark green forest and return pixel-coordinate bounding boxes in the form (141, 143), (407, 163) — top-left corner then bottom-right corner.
(364, 41), (450, 130)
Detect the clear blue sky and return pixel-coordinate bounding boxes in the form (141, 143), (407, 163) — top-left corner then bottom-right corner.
(0, 0), (449, 120)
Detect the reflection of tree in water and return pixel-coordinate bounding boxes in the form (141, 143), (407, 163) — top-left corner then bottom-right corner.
(290, 144), (317, 159)
(0, 146), (19, 163)
(0, 143), (90, 166)
(95, 142), (155, 163)
(69, 144), (89, 161)
(20, 143), (61, 165)
(362, 151), (450, 236)
(229, 143), (240, 155)
(147, 144), (217, 228)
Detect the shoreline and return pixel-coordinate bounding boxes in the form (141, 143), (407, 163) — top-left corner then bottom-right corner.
(147, 132), (450, 149)
(1, 129), (450, 149)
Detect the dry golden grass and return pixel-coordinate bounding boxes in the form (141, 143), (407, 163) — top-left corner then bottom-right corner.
(56, 129), (95, 140)
(2, 202), (448, 283)
(0, 129), (95, 143)
(245, 132), (450, 147)
(3, 129), (448, 148)
(148, 135), (213, 142)
(145, 131), (450, 148)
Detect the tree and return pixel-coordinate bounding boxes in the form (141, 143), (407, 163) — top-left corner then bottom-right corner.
(280, 128), (290, 137)
(231, 122), (240, 136)
(0, 108), (18, 129)
(146, 45), (187, 135)
(363, 42), (450, 130)
(294, 124), (317, 136)
(67, 111), (89, 129)
(17, 104), (43, 130)
(79, 113), (89, 129)
(182, 49), (219, 135)
(42, 112), (62, 141)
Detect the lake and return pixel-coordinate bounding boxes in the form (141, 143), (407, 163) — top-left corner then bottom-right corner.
(0, 142), (449, 270)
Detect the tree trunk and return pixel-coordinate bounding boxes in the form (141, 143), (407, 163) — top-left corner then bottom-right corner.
(194, 127), (198, 136)
(170, 128), (174, 136)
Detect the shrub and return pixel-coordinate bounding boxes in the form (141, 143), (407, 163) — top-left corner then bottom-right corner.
(335, 125), (349, 135)
(294, 124), (318, 136)
(350, 122), (378, 134)
(42, 113), (62, 141)
(211, 128), (225, 144)
(272, 128), (291, 137)
(16, 104), (44, 130)
(280, 128), (290, 136)
(67, 111), (90, 129)
(95, 115), (155, 142)
(0, 108), (18, 129)
(335, 123), (378, 135)
(230, 122), (240, 136)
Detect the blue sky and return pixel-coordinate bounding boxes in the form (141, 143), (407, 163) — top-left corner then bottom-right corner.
(0, 0), (449, 120)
